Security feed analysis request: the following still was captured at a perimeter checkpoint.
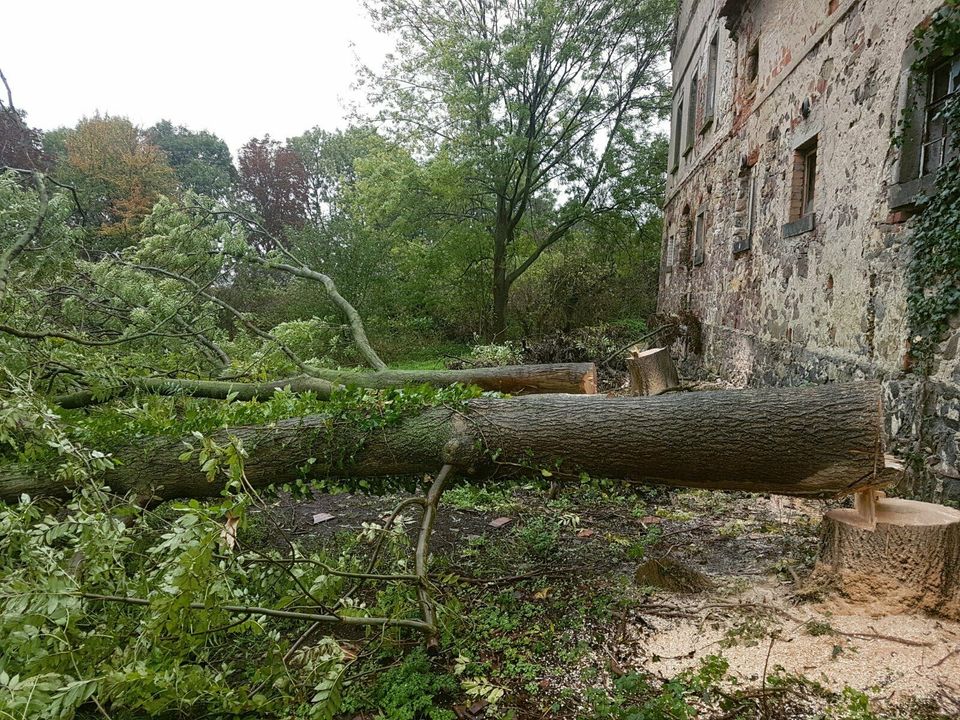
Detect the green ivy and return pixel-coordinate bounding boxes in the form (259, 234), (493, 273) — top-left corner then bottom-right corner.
(906, 3), (960, 370)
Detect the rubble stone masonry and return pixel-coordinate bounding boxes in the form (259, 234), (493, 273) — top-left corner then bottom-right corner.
(659, 0), (960, 499)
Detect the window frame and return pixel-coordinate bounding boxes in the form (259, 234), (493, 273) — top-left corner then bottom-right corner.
(733, 165), (756, 254)
(693, 208), (706, 266)
(744, 36), (760, 93)
(890, 46), (959, 209)
(919, 56), (960, 177)
(703, 31), (720, 129)
(671, 90), (684, 173)
(684, 74), (698, 155)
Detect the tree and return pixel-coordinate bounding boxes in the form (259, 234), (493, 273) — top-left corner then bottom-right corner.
(146, 120), (238, 201)
(363, 0), (674, 336)
(287, 126), (385, 225)
(237, 136), (309, 248)
(0, 69), (50, 172)
(58, 115), (178, 241)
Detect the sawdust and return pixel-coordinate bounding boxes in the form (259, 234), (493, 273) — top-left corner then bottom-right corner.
(629, 579), (960, 704)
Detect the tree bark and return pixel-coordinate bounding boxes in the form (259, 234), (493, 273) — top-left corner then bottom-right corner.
(52, 363), (599, 409)
(5, 382), (891, 503)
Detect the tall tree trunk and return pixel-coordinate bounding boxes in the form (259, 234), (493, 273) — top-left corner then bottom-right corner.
(490, 204), (511, 339)
(2, 382), (892, 503)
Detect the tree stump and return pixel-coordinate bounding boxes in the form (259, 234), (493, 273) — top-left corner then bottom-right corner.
(814, 496), (960, 620)
(627, 347), (680, 396)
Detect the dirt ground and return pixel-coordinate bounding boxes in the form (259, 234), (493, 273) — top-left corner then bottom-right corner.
(253, 485), (960, 718)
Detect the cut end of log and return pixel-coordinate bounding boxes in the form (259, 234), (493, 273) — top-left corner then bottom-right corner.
(581, 365), (598, 395)
(813, 498), (960, 620)
(627, 347), (680, 396)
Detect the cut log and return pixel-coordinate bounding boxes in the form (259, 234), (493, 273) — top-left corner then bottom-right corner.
(53, 363), (599, 409)
(627, 347), (680, 396)
(306, 363), (598, 395)
(814, 497), (960, 620)
(3, 381), (889, 503)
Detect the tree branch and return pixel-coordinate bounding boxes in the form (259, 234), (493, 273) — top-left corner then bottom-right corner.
(0, 171), (47, 298)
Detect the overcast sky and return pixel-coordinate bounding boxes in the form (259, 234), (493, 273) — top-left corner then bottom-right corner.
(3, 0), (389, 154)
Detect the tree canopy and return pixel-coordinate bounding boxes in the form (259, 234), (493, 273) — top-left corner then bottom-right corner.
(363, 0), (673, 334)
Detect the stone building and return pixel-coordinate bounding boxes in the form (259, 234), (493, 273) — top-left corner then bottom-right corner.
(659, 0), (960, 498)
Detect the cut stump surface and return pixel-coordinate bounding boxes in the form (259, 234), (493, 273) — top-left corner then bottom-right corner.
(815, 498), (960, 620)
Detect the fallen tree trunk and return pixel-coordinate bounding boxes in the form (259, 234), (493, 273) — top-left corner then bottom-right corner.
(304, 363), (598, 395)
(53, 363), (598, 409)
(4, 382), (891, 503)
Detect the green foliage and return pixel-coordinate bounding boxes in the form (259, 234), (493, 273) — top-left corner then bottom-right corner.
(514, 516), (561, 560)
(341, 649), (458, 720)
(0, 485), (354, 719)
(146, 120), (238, 201)
(585, 655), (731, 720)
(461, 340), (524, 367)
(906, 4), (960, 369)
(363, 0), (673, 334)
(827, 687), (879, 720)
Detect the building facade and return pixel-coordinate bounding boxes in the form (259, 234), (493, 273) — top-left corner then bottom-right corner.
(659, 0), (960, 498)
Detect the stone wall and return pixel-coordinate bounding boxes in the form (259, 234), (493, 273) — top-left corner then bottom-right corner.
(660, 0), (960, 499)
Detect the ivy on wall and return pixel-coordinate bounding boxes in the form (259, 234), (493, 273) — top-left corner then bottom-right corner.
(907, 3), (960, 371)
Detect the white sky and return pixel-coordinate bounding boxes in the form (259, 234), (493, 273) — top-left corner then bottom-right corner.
(2, 0), (389, 154)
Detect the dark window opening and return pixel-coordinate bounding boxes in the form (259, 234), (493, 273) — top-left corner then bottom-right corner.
(746, 37), (760, 86)
(803, 148), (817, 216)
(789, 136), (818, 221)
(890, 51), (959, 209)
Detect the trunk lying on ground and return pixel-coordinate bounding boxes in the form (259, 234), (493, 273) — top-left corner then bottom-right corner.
(5, 381), (892, 503)
(53, 363), (598, 409)
(15, 382), (890, 500)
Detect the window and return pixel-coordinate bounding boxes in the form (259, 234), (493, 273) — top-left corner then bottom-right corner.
(802, 146), (817, 216)
(665, 234), (676, 269)
(685, 75), (698, 153)
(891, 51), (959, 208)
(672, 91), (684, 172)
(733, 165), (756, 254)
(920, 56), (960, 176)
(745, 36), (760, 88)
(693, 209), (706, 266)
(784, 135), (817, 237)
(704, 31), (719, 126)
